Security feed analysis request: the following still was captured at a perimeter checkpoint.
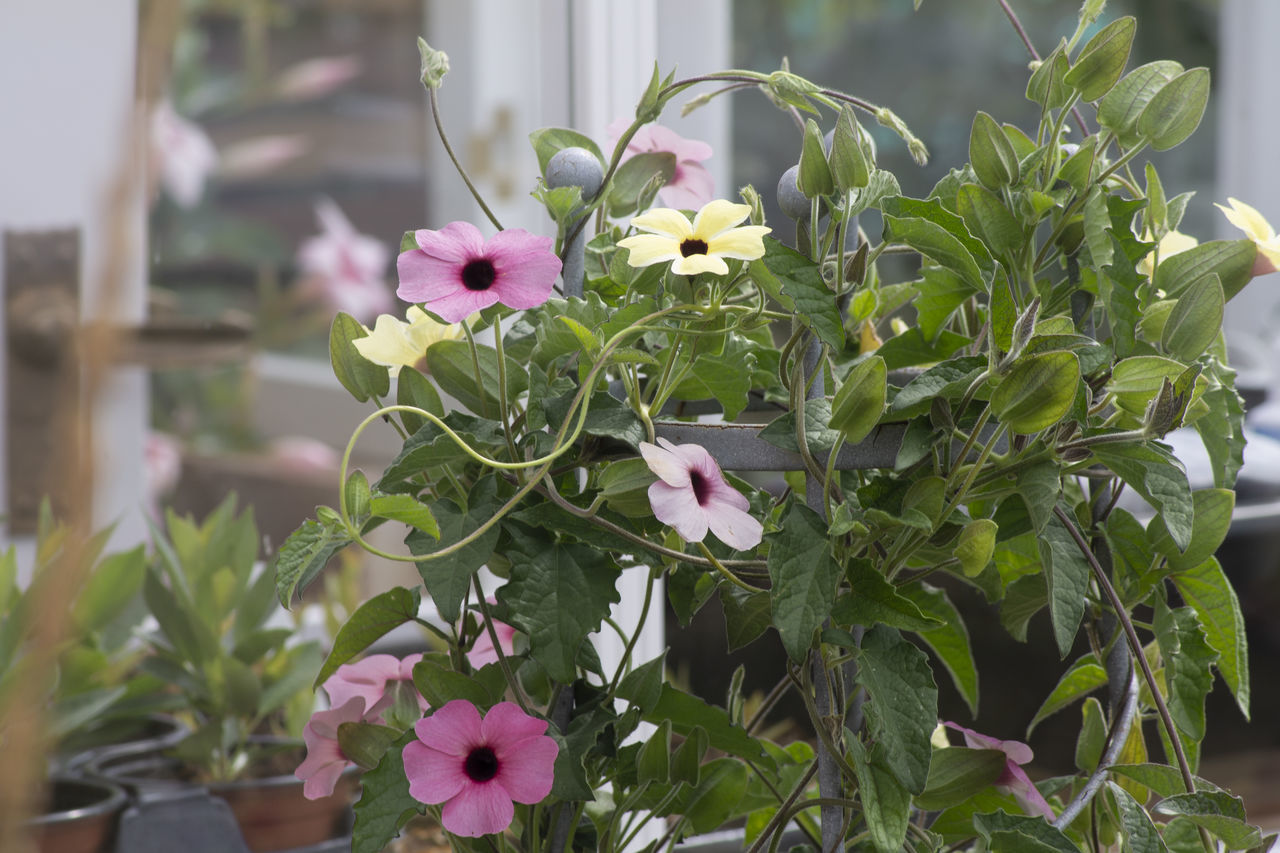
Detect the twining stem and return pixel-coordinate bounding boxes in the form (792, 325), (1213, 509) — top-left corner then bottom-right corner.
(743, 762), (820, 853)
(428, 86), (503, 231)
(473, 579), (531, 712)
(606, 566), (657, 695)
(996, 0), (1090, 137)
(697, 542), (767, 593)
(490, 313), (521, 465)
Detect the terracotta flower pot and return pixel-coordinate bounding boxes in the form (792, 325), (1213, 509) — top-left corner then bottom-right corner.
(26, 776), (128, 853)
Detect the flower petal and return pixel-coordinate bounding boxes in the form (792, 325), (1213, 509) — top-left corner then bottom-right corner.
(648, 481), (708, 542)
(630, 208), (694, 239)
(440, 781), (515, 838)
(486, 229), (561, 309)
(671, 254), (730, 276)
(706, 225), (771, 261)
(691, 200), (751, 239)
(415, 699), (483, 756)
(494, 734), (558, 803)
(639, 441), (692, 488)
(422, 287), (501, 324)
(660, 161), (715, 210)
(703, 496), (764, 551)
(1002, 762), (1056, 820)
(1219, 198), (1276, 242)
(396, 250), (465, 303)
(481, 702), (549, 747)
(403, 741), (468, 805)
(617, 234), (682, 268)
(416, 221), (486, 261)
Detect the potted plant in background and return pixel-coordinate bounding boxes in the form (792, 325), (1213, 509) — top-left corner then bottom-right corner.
(84, 496), (345, 853)
(273, 2), (1276, 852)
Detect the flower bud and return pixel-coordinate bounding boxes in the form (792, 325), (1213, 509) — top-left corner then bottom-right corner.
(418, 38), (449, 90)
(797, 119), (834, 199)
(777, 165), (810, 221)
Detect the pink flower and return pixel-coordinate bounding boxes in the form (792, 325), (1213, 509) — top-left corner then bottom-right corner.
(150, 100), (217, 208)
(466, 618), (516, 670)
(218, 134), (309, 178)
(275, 55), (362, 101)
(396, 223), (561, 323)
(403, 701), (558, 838)
(268, 436), (340, 475)
(322, 653), (428, 719)
(639, 438), (763, 551)
(295, 697), (369, 799)
(297, 198), (393, 324)
(608, 119), (714, 210)
(943, 722), (1055, 820)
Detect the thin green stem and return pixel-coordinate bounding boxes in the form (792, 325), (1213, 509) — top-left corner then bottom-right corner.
(697, 542), (767, 593)
(490, 313), (521, 464)
(473, 580), (531, 712)
(428, 87), (503, 231)
(607, 566), (657, 695)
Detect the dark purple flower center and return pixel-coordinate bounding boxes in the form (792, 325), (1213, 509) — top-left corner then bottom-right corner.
(464, 746), (499, 782)
(679, 238), (709, 258)
(689, 469), (712, 506)
(461, 258), (497, 291)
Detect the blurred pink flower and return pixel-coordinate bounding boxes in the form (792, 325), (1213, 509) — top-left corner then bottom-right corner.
(397, 223), (561, 323)
(150, 100), (217, 208)
(218, 135), (309, 179)
(297, 198), (393, 323)
(275, 55), (362, 101)
(943, 722), (1055, 820)
(144, 431), (183, 501)
(466, 616), (516, 670)
(608, 119), (714, 210)
(639, 437), (762, 551)
(323, 653), (428, 720)
(403, 700), (558, 838)
(296, 696), (370, 799)
(268, 436), (340, 475)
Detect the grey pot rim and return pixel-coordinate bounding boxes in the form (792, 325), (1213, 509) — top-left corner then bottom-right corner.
(27, 775), (128, 827)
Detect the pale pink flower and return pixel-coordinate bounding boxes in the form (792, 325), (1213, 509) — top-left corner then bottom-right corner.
(268, 436), (340, 475)
(466, 618), (517, 670)
(608, 119), (714, 210)
(150, 100), (218, 208)
(218, 134), (309, 178)
(275, 55), (362, 101)
(943, 722), (1055, 820)
(322, 653), (428, 719)
(297, 198), (393, 324)
(639, 438), (763, 551)
(144, 431), (183, 501)
(396, 223), (561, 323)
(403, 701), (558, 838)
(296, 697), (370, 799)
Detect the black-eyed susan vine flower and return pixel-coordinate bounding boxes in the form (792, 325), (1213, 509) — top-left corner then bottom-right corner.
(617, 199), (770, 276)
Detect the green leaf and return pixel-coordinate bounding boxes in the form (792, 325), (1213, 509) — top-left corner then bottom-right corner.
(848, 737), (912, 853)
(1149, 488), (1235, 571)
(394, 368), (444, 437)
(721, 586), (773, 652)
(617, 650), (668, 713)
(883, 214), (986, 292)
(754, 238), (845, 349)
(144, 568), (212, 664)
(1138, 67), (1211, 151)
(916, 747), (1007, 810)
(830, 105), (872, 192)
(834, 559), (942, 632)
(425, 339), (525, 418)
(1098, 61), (1184, 149)
(351, 729), (420, 853)
(1154, 239), (1257, 302)
(1076, 696), (1107, 772)
(830, 356), (887, 444)
(369, 493), (440, 539)
(855, 624), (938, 793)
(1107, 355), (1200, 420)
(410, 477), (503, 623)
(990, 352), (1080, 434)
(1016, 460), (1061, 535)
(768, 503), (842, 661)
(1172, 557), (1249, 719)
(900, 584), (980, 717)
(1108, 781), (1171, 853)
(641, 684), (771, 765)
(975, 811), (1079, 853)
(344, 470), (371, 528)
(315, 587), (422, 688)
(72, 545), (146, 633)
(330, 313), (389, 403)
(1026, 42), (1071, 110)
(798, 118), (834, 197)
(529, 127), (605, 176)
(1030, 654), (1106, 733)
(1039, 513), (1092, 657)
(499, 542), (621, 682)
(887, 355), (985, 418)
(676, 757), (749, 834)
(1162, 275), (1224, 362)
(957, 183), (1022, 258)
(1063, 16), (1136, 101)
(955, 518), (998, 578)
(337, 722), (403, 771)
(1155, 599), (1219, 742)
(876, 328), (971, 371)
(1153, 792), (1262, 850)
(411, 657), (491, 708)
(637, 719), (671, 784)
(607, 151), (676, 217)
(671, 352), (757, 421)
(915, 267), (977, 342)
(758, 397), (840, 457)
(1091, 442), (1194, 552)
(968, 111), (1019, 190)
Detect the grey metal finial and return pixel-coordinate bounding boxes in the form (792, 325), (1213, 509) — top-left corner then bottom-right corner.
(547, 147), (605, 299)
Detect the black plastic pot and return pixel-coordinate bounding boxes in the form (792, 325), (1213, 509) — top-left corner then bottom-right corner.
(58, 714), (190, 774)
(26, 775), (128, 853)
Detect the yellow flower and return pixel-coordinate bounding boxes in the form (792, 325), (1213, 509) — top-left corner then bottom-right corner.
(1216, 197), (1280, 276)
(1137, 229), (1198, 278)
(354, 306), (463, 377)
(617, 199), (770, 276)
